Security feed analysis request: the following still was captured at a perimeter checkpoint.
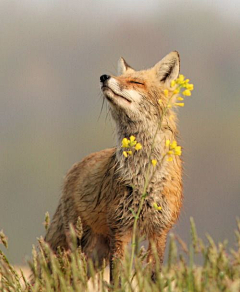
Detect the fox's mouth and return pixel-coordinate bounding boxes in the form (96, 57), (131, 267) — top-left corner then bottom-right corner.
(101, 86), (132, 104)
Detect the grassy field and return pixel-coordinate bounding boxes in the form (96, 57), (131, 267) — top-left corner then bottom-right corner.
(0, 218), (239, 292)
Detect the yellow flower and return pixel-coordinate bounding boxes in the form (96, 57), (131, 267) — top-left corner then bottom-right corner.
(179, 74), (184, 81)
(163, 89), (169, 97)
(177, 97), (184, 101)
(153, 202), (162, 211)
(123, 151), (128, 157)
(135, 143), (142, 151)
(167, 104), (172, 108)
(166, 139), (170, 147)
(182, 89), (191, 96)
(167, 150), (173, 155)
(186, 84), (194, 90)
(173, 89), (180, 94)
(158, 99), (162, 104)
(176, 74), (185, 84)
(170, 80), (176, 87)
(122, 138), (129, 148)
(174, 146), (182, 156)
(151, 159), (157, 167)
(170, 140), (177, 149)
(175, 145), (181, 152)
(175, 103), (185, 107)
(129, 135), (137, 146)
(167, 156), (173, 162)
(127, 150), (133, 155)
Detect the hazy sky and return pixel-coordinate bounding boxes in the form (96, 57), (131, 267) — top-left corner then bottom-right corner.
(4, 0), (240, 19)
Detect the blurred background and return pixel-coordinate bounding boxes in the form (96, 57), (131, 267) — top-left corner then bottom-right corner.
(0, 0), (239, 264)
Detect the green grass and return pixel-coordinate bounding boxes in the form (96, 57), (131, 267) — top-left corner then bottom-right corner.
(0, 218), (239, 292)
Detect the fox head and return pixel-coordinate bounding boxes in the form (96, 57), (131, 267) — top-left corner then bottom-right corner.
(100, 51), (180, 136)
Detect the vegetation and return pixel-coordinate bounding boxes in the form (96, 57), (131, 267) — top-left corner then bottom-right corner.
(0, 218), (239, 291)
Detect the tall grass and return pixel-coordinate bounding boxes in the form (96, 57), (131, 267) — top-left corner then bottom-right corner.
(0, 218), (239, 292)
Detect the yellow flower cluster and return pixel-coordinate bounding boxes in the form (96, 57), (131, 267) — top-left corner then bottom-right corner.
(122, 135), (142, 157)
(165, 139), (182, 161)
(167, 74), (194, 108)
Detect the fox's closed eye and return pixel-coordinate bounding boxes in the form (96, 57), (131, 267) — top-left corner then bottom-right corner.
(129, 80), (144, 85)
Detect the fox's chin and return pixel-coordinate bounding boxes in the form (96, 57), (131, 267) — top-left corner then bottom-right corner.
(101, 86), (132, 106)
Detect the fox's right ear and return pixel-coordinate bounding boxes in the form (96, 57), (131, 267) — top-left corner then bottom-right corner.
(118, 57), (135, 75)
(154, 51), (180, 85)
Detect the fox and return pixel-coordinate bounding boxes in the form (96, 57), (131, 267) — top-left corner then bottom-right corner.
(44, 51), (183, 282)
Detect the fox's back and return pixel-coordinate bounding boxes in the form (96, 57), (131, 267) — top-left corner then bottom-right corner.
(61, 148), (118, 235)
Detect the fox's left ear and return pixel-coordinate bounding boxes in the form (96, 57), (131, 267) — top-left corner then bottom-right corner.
(154, 51), (180, 84)
(118, 57), (135, 75)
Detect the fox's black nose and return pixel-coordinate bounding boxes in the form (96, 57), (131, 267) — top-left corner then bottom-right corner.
(100, 74), (111, 83)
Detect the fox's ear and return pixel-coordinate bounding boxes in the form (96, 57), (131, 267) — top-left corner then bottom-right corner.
(118, 57), (135, 75)
(154, 51), (180, 84)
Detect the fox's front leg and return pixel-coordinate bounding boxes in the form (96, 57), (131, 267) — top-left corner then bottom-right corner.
(109, 233), (128, 285)
(109, 237), (124, 285)
(147, 230), (168, 282)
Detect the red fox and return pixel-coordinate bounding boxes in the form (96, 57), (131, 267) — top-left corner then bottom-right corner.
(45, 51), (183, 282)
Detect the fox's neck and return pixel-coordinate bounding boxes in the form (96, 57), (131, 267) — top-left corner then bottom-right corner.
(115, 119), (177, 191)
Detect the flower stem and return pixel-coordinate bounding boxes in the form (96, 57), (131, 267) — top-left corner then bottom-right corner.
(128, 93), (175, 278)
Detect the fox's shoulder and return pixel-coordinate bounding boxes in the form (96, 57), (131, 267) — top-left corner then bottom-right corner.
(64, 148), (116, 183)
